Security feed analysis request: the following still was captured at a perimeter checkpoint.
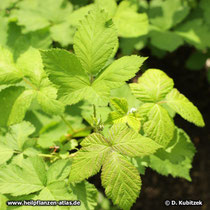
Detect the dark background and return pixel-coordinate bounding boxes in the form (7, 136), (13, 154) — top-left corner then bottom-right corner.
(133, 46), (210, 210)
(91, 46), (210, 210)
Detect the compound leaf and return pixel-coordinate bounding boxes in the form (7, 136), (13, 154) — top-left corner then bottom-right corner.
(166, 88), (205, 127)
(40, 49), (90, 104)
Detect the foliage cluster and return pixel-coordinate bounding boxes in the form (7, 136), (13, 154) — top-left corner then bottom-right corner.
(0, 0), (206, 209)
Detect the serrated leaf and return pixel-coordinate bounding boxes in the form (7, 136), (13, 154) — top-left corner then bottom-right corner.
(0, 86), (32, 127)
(40, 49), (90, 105)
(109, 124), (162, 157)
(73, 7), (118, 75)
(107, 98), (141, 132)
(13, 0), (73, 34)
(114, 1), (148, 37)
(38, 181), (72, 201)
(129, 69), (174, 102)
(4, 121), (35, 152)
(35, 181), (73, 210)
(95, 0), (117, 18)
(143, 104), (175, 147)
(149, 128), (196, 181)
(17, 48), (64, 115)
(8, 89), (35, 125)
(0, 156), (46, 196)
(70, 181), (98, 210)
(0, 46), (22, 85)
(47, 159), (72, 184)
(101, 151), (141, 210)
(94, 55), (146, 89)
(166, 88), (205, 127)
(69, 133), (112, 183)
(0, 47), (64, 118)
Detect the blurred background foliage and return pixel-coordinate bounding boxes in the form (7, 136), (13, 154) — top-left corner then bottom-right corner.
(1, 0), (210, 79)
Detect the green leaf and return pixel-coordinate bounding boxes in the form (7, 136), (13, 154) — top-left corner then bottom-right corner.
(109, 124), (162, 157)
(0, 46), (22, 85)
(149, 27), (184, 52)
(40, 49), (90, 105)
(108, 97), (141, 132)
(69, 133), (111, 183)
(36, 79), (65, 115)
(0, 156), (46, 196)
(129, 69), (174, 102)
(0, 86), (33, 127)
(0, 47), (64, 118)
(95, 0), (117, 18)
(101, 151), (141, 210)
(200, 0), (210, 26)
(94, 55), (146, 89)
(0, 143), (14, 165)
(175, 18), (210, 50)
(70, 181), (98, 210)
(149, 128), (196, 181)
(120, 36), (148, 55)
(4, 121), (35, 152)
(143, 104), (175, 147)
(47, 159), (72, 184)
(13, 0), (73, 32)
(17, 48), (64, 115)
(113, 1), (149, 37)
(73, 7), (118, 75)
(166, 88), (205, 127)
(110, 84), (141, 109)
(37, 181), (72, 201)
(0, 194), (7, 210)
(149, 0), (190, 30)
(50, 23), (74, 46)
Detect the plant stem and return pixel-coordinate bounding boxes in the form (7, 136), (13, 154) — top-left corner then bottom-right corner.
(66, 126), (93, 139)
(157, 101), (167, 105)
(38, 154), (54, 158)
(23, 77), (38, 91)
(60, 115), (74, 133)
